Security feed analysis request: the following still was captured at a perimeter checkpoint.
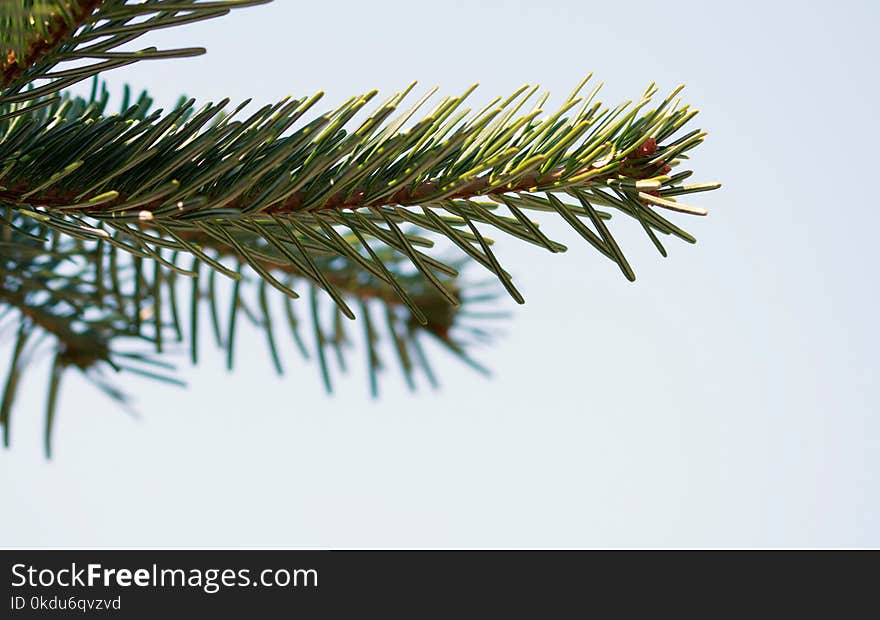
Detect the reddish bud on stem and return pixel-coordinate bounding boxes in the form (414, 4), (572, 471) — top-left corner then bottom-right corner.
(633, 137), (657, 159)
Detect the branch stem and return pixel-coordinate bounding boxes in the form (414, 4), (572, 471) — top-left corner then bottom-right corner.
(0, 163), (612, 216)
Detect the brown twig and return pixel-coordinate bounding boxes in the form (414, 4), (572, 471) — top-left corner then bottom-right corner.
(0, 162), (625, 216)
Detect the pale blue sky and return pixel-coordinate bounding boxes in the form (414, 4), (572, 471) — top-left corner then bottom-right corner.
(2, 0), (878, 548)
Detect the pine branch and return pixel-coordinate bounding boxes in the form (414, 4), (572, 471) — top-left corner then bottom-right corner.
(1, 0), (104, 90)
(0, 79), (717, 291)
(0, 0), (722, 456)
(2, 206), (496, 454)
(1, 0), (269, 115)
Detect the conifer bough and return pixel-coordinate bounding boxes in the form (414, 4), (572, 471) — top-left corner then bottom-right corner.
(0, 0), (720, 456)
